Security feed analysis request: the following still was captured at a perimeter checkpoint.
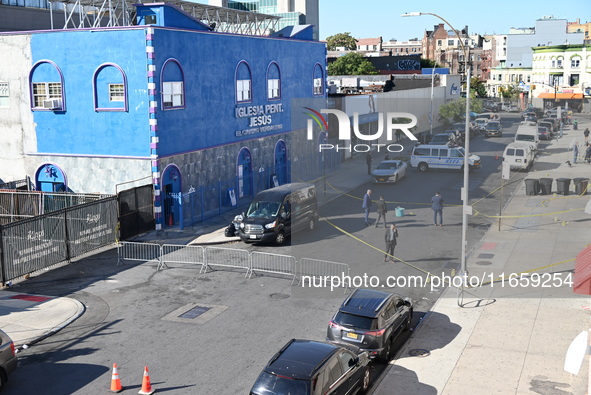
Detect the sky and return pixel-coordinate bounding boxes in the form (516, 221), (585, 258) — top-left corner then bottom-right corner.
(318, 0), (590, 41)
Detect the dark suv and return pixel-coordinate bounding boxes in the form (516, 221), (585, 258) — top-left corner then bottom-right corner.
(326, 289), (413, 362)
(249, 339), (370, 395)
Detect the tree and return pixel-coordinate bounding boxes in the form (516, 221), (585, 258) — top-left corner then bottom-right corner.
(470, 76), (488, 98)
(328, 52), (378, 76)
(499, 85), (519, 102)
(439, 99), (467, 125)
(420, 58), (439, 69)
(326, 33), (357, 51)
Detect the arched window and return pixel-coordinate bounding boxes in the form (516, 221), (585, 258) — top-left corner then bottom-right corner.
(313, 63), (324, 96)
(93, 63), (128, 112)
(267, 62), (281, 100)
(236, 61), (252, 103)
(160, 58), (185, 110)
(29, 60), (65, 111)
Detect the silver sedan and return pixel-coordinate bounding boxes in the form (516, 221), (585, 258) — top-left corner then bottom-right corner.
(371, 160), (407, 183)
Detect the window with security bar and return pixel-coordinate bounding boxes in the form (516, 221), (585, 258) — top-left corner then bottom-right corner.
(0, 82), (8, 108)
(32, 82), (62, 108)
(109, 84), (124, 102)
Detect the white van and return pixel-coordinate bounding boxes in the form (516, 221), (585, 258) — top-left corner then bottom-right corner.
(410, 144), (481, 172)
(514, 123), (539, 152)
(503, 142), (535, 171)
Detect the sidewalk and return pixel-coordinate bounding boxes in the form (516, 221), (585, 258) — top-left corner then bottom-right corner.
(373, 114), (591, 394)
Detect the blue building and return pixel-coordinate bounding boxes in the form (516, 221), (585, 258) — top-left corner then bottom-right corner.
(0, 3), (327, 230)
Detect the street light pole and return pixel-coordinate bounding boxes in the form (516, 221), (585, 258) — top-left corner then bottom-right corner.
(403, 11), (471, 304)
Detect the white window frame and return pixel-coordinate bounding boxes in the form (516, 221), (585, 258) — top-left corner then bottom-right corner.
(32, 82), (62, 108)
(314, 78), (323, 95)
(268, 78), (280, 99)
(163, 81), (184, 108)
(0, 82), (8, 108)
(237, 79), (251, 102)
(572, 58), (580, 68)
(109, 83), (125, 102)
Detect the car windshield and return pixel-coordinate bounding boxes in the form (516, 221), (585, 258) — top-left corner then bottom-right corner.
(246, 201), (280, 219)
(334, 311), (377, 330)
(516, 134), (534, 142)
(250, 371), (311, 395)
(376, 162), (398, 170)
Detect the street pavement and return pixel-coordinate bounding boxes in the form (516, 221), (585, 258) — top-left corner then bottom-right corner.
(1, 111), (591, 394)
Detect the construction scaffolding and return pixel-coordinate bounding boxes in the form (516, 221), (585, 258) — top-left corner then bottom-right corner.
(45, 0), (280, 35)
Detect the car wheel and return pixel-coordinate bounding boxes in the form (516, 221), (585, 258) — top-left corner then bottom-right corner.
(274, 231), (286, 245)
(360, 367), (370, 393)
(418, 162), (429, 172)
(404, 312), (413, 331)
(379, 338), (392, 363)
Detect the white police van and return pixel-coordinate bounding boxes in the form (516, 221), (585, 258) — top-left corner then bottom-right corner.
(410, 144), (481, 172)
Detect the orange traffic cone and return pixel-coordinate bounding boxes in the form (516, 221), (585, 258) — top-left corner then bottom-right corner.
(138, 366), (155, 395)
(109, 363), (123, 393)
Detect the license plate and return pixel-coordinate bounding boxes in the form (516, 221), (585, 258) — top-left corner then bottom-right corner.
(379, 178), (385, 182)
(346, 332), (358, 340)
(249, 235), (257, 239)
(516, 159), (522, 162)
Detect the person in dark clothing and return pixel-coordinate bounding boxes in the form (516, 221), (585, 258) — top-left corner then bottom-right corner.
(366, 152), (373, 175)
(384, 224), (399, 262)
(375, 196), (388, 228)
(585, 143), (591, 164)
(584, 128), (590, 143)
(431, 192), (444, 226)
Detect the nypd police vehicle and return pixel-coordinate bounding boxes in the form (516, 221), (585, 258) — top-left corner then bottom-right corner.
(410, 144), (481, 172)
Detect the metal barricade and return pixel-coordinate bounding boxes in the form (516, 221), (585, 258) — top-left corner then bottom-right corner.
(161, 244), (206, 273)
(204, 246), (250, 275)
(298, 258), (351, 291)
(249, 251), (297, 284)
(117, 241), (162, 268)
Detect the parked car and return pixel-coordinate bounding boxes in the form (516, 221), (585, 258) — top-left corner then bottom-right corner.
(238, 183), (318, 245)
(537, 125), (552, 140)
(474, 118), (488, 132)
(540, 117), (559, 133)
(503, 142), (535, 171)
(452, 121), (478, 137)
(327, 288), (413, 362)
(484, 120), (503, 137)
(371, 160), (407, 184)
(410, 144), (481, 172)
(428, 131), (462, 145)
(249, 339), (370, 395)
(0, 329), (17, 391)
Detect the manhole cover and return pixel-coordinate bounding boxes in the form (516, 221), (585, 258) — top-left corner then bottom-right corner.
(477, 253), (495, 259)
(179, 305), (211, 319)
(409, 349), (430, 357)
(270, 293), (290, 299)
(476, 261), (493, 266)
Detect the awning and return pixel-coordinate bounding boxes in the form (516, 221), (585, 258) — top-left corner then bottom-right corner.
(537, 92), (584, 99)
(574, 245), (591, 295)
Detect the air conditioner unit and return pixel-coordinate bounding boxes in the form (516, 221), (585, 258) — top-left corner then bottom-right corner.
(42, 98), (62, 110)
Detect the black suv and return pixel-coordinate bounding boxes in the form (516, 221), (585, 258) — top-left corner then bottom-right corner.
(249, 339), (370, 395)
(326, 289), (413, 362)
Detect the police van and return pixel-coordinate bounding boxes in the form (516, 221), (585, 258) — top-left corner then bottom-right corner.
(410, 144), (481, 172)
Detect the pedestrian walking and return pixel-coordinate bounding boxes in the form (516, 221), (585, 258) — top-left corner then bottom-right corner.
(366, 152), (373, 175)
(375, 196), (388, 228)
(431, 191), (444, 226)
(584, 128), (590, 143)
(573, 141), (579, 164)
(362, 189), (372, 226)
(573, 119), (578, 130)
(585, 143), (591, 164)
(384, 224), (399, 262)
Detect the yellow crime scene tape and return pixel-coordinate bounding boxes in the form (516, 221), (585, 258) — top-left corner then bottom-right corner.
(317, 174), (583, 285)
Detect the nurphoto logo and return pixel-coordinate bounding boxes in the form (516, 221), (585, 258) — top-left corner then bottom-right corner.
(304, 108), (418, 153)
